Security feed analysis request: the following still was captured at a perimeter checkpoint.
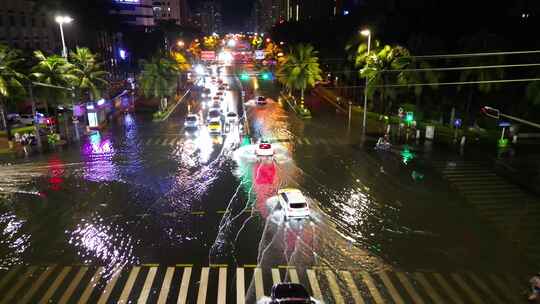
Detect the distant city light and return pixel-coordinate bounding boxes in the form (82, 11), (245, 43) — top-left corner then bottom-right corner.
(119, 49), (127, 60)
(97, 99), (106, 106)
(344, 10), (349, 15)
(227, 39), (236, 47)
(195, 65), (205, 75)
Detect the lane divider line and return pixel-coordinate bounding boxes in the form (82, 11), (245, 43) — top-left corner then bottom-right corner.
(177, 267), (192, 304)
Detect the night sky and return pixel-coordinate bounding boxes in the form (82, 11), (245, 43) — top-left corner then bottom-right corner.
(189, 0), (253, 31)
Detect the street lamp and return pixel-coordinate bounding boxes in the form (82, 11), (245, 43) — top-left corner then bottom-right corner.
(55, 15), (73, 59)
(360, 28), (371, 132)
(177, 40), (185, 48)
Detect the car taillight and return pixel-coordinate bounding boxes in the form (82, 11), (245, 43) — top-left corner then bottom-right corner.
(260, 144), (270, 149)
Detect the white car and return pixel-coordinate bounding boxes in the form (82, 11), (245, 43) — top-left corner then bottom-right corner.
(226, 112), (238, 124)
(255, 140), (274, 157)
(184, 114), (199, 129)
(278, 188), (310, 220)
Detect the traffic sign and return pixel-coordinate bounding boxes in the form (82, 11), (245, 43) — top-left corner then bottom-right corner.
(201, 51), (216, 61)
(498, 121), (511, 127)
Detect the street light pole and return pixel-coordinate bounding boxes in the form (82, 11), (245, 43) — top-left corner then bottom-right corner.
(55, 16), (73, 59)
(361, 29), (371, 133)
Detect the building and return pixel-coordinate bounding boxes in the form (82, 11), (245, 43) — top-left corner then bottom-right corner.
(0, 0), (57, 52)
(193, 1), (222, 34)
(281, 0), (339, 22)
(109, 0), (155, 27)
(152, 0), (191, 25)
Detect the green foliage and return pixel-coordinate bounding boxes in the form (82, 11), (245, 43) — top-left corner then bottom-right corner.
(69, 47), (109, 101)
(277, 43), (323, 100)
(0, 44), (25, 99)
(138, 53), (179, 102)
(31, 51), (74, 109)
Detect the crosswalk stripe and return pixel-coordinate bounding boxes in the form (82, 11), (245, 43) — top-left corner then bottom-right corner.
(272, 268), (281, 285)
(450, 273), (484, 303)
(289, 268), (300, 284)
(217, 267), (227, 304)
(361, 272), (384, 304)
(236, 268), (245, 304)
(415, 272), (445, 303)
(118, 266), (141, 303)
(78, 267), (104, 304)
(466, 272), (504, 304)
(177, 267), (192, 304)
(0, 266), (20, 292)
(433, 273), (464, 304)
(319, 138), (327, 145)
(20, 265), (56, 304)
(2, 266), (37, 304)
(138, 266), (158, 303)
(296, 138), (303, 145)
(395, 272), (424, 304)
(304, 138), (311, 145)
(379, 271), (405, 304)
(488, 274), (521, 303)
(340, 271), (365, 304)
(97, 268), (122, 304)
(307, 269), (322, 300)
(196, 267), (210, 304)
(145, 139), (153, 145)
(325, 270), (345, 304)
(59, 267), (88, 304)
(254, 267), (264, 300)
(39, 266), (72, 304)
(156, 267), (175, 304)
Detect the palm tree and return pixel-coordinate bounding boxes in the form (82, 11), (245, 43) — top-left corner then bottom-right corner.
(138, 54), (179, 111)
(31, 51), (74, 113)
(277, 44), (323, 106)
(0, 44), (25, 140)
(69, 47), (109, 102)
(355, 42), (411, 113)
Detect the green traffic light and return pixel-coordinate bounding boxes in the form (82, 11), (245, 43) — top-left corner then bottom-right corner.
(240, 73), (250, 80)
(261, 72), (272, 80)
(405, 112), (414, 123)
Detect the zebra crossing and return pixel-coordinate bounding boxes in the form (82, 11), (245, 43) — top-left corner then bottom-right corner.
(433, 160), (540, 268)
(0, 264), (524, 303)
(139, 137), (350, 147)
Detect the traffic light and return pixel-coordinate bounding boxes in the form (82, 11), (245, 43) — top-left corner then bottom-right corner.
(481, 106), (500, 119)
(405, 112), (414, 123)
(261, 71), (272, 80)
(240, 72), (250, 81)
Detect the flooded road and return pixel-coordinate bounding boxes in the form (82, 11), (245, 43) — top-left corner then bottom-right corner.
(0, 66), (534, 303)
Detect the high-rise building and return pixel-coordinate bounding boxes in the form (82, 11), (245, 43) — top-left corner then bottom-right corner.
(109, 0), (155, 27)
(194, 1), (222, 34)
(152, 0), (191, 25)
(0, 0), (57, 52)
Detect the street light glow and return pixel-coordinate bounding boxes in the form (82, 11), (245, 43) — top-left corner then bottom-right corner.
(360, 29), (371, 36)
(55, 15), (73, 24)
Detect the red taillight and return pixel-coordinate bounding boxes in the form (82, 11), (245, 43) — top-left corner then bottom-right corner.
(259, 144), (271, 149)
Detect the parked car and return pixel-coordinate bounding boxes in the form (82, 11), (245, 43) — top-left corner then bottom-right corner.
(278, 188), (310, 220)
(270, 283), (314, 304)
(19, 114), (35, 125)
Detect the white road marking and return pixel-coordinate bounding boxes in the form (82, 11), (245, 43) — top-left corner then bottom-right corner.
(272, 268), (281, 285)
(379, 271), (405, 304)
(39, 266), (72, 304)
(395, 272), (425, 304)
(433, 273), (464, 304)
(97, 268), (122, 304)
(289, 268), (299, 284)
(78, 267), (104, 304)
(157, 267), (175, 304)
(450, 273), (484, 304)
(217, 267), (227, 304)
(414, 272), (444, 303)
(138, 267), (158, 303)
(307, 269), (322, 301)
(59, 267), (88, 304)
(361, 272), (384, 304)
(21, 265), (56, 304)
(196, 267), (210, 304)
(2, 266), (37, 304)
(236, 268), (245, 304)
(341, 271), (365, 304)
(325, 270), (345, 304)
(177, 267), (192, 304)
(254, 267), (264, 300)
(118, 266), (141, 303)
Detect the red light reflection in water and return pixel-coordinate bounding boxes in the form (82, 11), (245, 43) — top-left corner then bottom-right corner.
(48, 156), (65, 191)
(253, 161), (277, 218)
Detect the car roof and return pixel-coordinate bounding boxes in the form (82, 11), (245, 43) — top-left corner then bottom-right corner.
(272, 283), (310, 299)
(279, 189), (306, 203)
(227, 112), (237, 116)
(187, 114), (198, 118)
